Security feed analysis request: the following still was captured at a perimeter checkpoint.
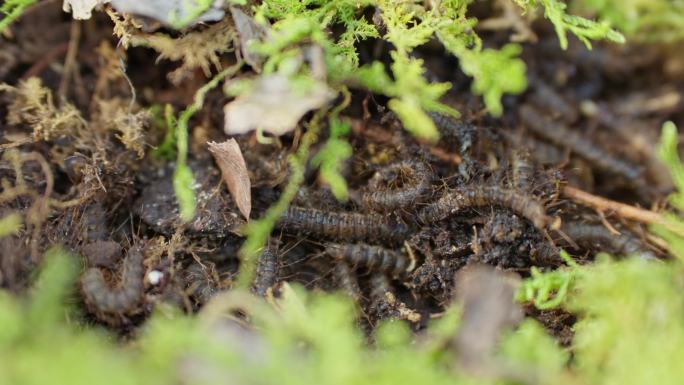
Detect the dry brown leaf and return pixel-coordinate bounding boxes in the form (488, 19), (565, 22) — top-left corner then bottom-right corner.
(223, 74), (335, 136)
(208, 139), (251, 220)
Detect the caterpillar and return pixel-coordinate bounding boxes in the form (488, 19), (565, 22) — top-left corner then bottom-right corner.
(418, 186), (549, 231)
(278, 206), (411, 243)
(252, 246), (279, 297)
(528, 76), (579, 123)
(560, 221), (656, 260)
(325, 242), (413, 278)
(359, 161), (431, 211)
(332, 262), (363, 301)
(184, 261), (221, 305)
(510, 149), (534, 192)
(520, 105), (642, 182)
(81, 246), (145, 322)
(369, 273), (392, 309)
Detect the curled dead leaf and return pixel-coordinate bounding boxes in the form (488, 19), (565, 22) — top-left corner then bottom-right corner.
(208, 139), (251, 220)
(223, 74), (335, 136)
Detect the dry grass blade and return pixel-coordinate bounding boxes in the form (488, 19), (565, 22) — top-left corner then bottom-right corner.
(208, 139), (252, 220)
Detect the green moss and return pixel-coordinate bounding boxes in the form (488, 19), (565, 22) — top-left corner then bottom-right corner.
(173, 63), (242, 222)
(574, 0), (684, 42)
(517, 250), (580, 309)
(248, 0), (623, 132)
(311, 118), (353, 200)
(0, 0), (37, 33)
(514, 0), (625, 48)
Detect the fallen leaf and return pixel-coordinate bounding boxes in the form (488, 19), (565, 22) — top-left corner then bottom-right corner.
(229, 6), (268, 72)
(224, 74), (335, 136)
(63, 0), (109, 20)
(109, 0), (225, 27)
(208, 139), (251, 220)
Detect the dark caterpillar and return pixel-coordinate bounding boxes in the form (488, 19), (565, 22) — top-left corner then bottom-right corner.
(510, 149), (534, 192)
(428, 112), (478, 179)
(252, 246), (279, 297)
(418, 186), (549, 231)
(81, 240), (122, 269)
(500, 129), (566, 166)
(332, 262), (363, 301)
(325, 243), (413, 278)
(184, 261), (221, 305)
(278, 206), (411, 243)
(560, 221), (656, 260)
(369, 273), (392, 309)
(79, 202), (109, 243)
(520, 105), (642, 182)
(81, 246), (145, 321)
(359, 161), (431, 211)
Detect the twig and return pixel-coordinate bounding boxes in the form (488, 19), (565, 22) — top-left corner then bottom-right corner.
(428, 146), (462, 165)
(22, 43), (69, 79)
(562, 186), (663, 225)
(597, 210), (621, 235)
(562, 185), (684, 240)
(58, 20), (81, 100)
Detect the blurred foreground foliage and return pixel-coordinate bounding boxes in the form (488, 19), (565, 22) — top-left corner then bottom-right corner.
(4, 238), (684, 384)
(575, 0), (684, 42)
(3, 122), (684, 384)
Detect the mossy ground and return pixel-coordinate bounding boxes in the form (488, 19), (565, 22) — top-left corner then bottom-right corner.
(1, 1), (684, 384)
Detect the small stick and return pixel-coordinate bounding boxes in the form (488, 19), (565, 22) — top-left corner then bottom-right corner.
(562, 186), (684, 240)
(597, 210), (621, 236)
(428, 146), (462, 165)
(562, 186), (663, 225)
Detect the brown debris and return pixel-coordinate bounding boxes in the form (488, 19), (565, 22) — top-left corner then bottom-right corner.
(453, 265), (523, 375)
(208, 139), (252, 220)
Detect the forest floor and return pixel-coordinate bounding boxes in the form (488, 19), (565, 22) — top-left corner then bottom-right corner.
(1, 1), (683, 346)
